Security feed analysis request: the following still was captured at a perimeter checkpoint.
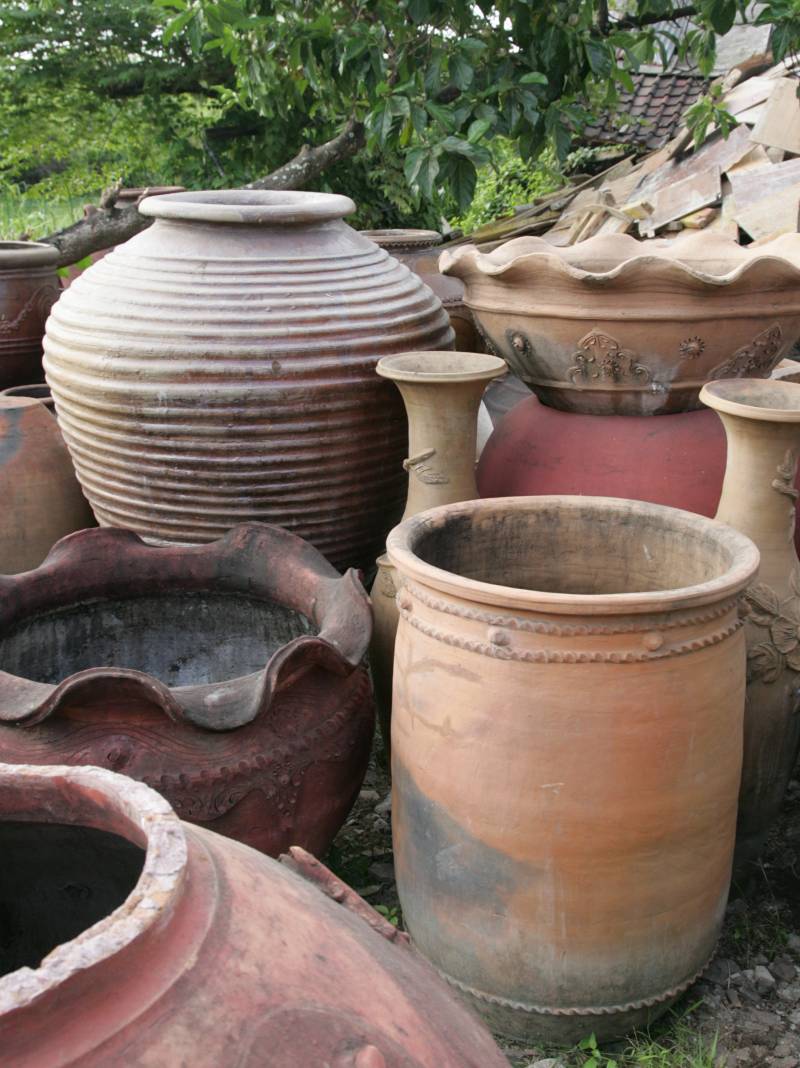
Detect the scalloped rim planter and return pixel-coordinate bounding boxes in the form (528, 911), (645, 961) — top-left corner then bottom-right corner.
(0, 523), (375, 857)
(0, 762), (508, 1067)
(440, 231), (800, 415)
(387, 494), (759, 1043)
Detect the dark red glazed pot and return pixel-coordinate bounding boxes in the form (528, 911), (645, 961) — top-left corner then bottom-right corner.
(0, 523), (375, 856)
(0, 763), (507, 1067)
(477, 394), (800, 550)
(0, 241), (60, 389)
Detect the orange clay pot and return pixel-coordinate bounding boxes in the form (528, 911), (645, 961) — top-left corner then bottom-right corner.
(386, 495), (759, 1044)
(701, 379), (800, 864)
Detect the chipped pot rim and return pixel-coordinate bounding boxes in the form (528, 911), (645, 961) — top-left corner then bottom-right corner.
(439, 231), (800, 293)
(386, 495), (760, 616)
(0, 763), (187, 1017)
(0, 523), (372, 730)
(139, 189), (356, 226)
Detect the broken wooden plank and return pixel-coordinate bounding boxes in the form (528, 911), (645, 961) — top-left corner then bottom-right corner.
(726, 144), (772, 175)
(641, 165), (721, 234)
(729, 155), (800, 205)
(733, 181), (800, 240)
(751, 78), (800, 155)
(636, 124), (754, 204)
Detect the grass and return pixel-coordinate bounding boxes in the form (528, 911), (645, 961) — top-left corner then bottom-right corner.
(0, 191), (90, 241)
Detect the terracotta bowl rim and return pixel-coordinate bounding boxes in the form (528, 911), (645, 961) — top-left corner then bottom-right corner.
(138, 189), (356, 226)
(377, 351), (506, 384)
(700, 378), (800, 422)
(386, 494), (760, 616)
(0, 240), (59, 269)
(0, 763), (186, 1015)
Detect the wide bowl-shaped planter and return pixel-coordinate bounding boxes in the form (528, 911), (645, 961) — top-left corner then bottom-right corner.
(440, 231), (800, 416)
(0, 523), (375, 857)
(0, 241), (61, 389)
(0, 762), (508, 1067)
(43, 190), (454, 571)
(387, 495), (759, 1043)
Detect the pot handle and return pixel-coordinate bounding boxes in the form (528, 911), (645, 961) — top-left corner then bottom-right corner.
(279, 846), (409, 946)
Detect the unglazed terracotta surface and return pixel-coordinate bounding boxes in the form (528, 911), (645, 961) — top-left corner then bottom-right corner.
(0, 241), (60, 389)
(701, 379), (800, 864)
(0, 763), (507, 1067)
(368, 351), (506, 754)
(0, 523), (375, 857)
(387, 495), (759, 1043)
(43, 190), (454, 571)
(0, 396), (94, 573)
(440, 231), (800, 415)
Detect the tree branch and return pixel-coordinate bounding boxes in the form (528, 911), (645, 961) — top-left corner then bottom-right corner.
(40, 119), (366, 265)
(611, 5), (698, 31)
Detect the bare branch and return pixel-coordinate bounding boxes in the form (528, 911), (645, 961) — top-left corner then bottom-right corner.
(611, 5), (699, 32)
(246, 118), (364, 190)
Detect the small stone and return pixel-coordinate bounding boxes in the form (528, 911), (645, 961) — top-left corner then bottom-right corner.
(773, 962), (799, 983)
(528, 1060), (565, 1068)
(787, 934), (800, 954)
(368, 861), (395, 883)
(359, 788), (379, 803)
(372, 816), (389, 833)
(374, 794), (392, 816)
(779, 984), (800, 1003)
(744, 1009), (782, 1032)
(727, 987), (743, 1007)
(706, 957), (741, 985)
(753, 954), (770, 967)
(755, 965), (778, 995)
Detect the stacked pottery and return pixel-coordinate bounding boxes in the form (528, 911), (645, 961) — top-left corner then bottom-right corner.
(0, 241), (60, 388)
(0, 762), (508, 1066)
(43, 190), (454, 572)
(387, 495), (759, 1043)
(368, 351), (506, 751)
(0, 523), (375, 857)
(439, 232), (800, 526)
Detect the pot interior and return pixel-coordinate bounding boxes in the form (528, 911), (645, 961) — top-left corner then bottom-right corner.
(0, 822), (143, 977)
(0, 593), (316, 686)
(411, 504), (739, 596)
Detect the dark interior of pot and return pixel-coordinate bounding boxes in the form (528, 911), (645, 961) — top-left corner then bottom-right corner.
(411, 505), (738, 595)
(0, 593), (316, 686)
(0, 822), (143, 976)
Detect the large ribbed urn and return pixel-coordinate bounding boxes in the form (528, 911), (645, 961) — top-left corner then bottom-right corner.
(43, 190), (454, 570)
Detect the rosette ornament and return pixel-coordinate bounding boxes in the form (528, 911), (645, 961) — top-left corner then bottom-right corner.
(0, 523), (375, 857)
(440, 231), (800, 416)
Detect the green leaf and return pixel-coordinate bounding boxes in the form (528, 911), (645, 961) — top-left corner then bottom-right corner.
(403, 146), (426, 186)
(441, 135), (489, 165)
(449, 155), (477, 212)
(407, 0), (430, 24)
(162, 7), (195, 46)
(426, 100), (457, 131)
(390, 95), (411, 118)
(519, 70), (548, 85)
(705, 0), (737, 35)
(467, 117), (492, 142)
(585, 37), (612, 77)
(450, 53), (474, 91)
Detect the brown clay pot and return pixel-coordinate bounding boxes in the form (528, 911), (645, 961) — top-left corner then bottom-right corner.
(477, 393), (800, 555)
(44, 191), (454, 571)
(440, 231), (800, 415)
(387, 496), (759, 1043)
(0, 762), (508, 1067)
(0, 396), (94, 573)
(368, 351), (506, 754)
(701, 379), (800, 864)
(0, 523), (374, 857)
(361, 229), (482, 352)
(0, 241), (60, 389)
(1, 382), (55, 412)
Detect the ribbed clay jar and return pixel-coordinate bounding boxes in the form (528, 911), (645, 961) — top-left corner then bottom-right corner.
(43, 190), (454, 571)
(387, 496), (759, 1044)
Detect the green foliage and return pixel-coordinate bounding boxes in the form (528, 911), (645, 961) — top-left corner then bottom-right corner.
(451, 141), (562, 233)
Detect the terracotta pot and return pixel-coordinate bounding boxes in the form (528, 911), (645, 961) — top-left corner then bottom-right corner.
(0, 762), (508, 1067)
(362, 229), (481, 352)
(701, 379), (800, 863)
(0, 241), (60, 389)
(1, 382), (55, 412)
(43, 190), (454, 571)
(387, 495), (759, 1043)
(369, 351), (506, 753)
(0, 523), (374, 857)
(477, 393), (800, 555)
(0, 396), (94, 574)
(440, 231), (800, 415)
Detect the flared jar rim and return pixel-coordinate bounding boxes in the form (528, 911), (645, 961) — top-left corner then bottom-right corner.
(377, 351), (507, 384)
(138, 189), (356, 226)
(701, 378), (800, 423)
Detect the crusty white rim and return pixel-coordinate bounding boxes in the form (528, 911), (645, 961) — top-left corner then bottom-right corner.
(139, 189), (356, 225)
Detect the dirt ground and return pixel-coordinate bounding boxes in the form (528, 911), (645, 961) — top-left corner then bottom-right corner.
(327, 747), (800, 1068)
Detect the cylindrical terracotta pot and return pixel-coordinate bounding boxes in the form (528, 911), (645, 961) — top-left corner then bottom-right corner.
(387, 495), (759, 1043)
(0, 762), (508, 1067)
(0, 523), (374, 857)
(701, 379), (800, 863)
(440, 231), (800, 415)
(0, 396), (94, 573)
(43, 190), (454, 571)
(369, 351), (506, 751)
(477, 394), (800, 554)
(362, 228), (482, 352)
(0, 241), (60, 389)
